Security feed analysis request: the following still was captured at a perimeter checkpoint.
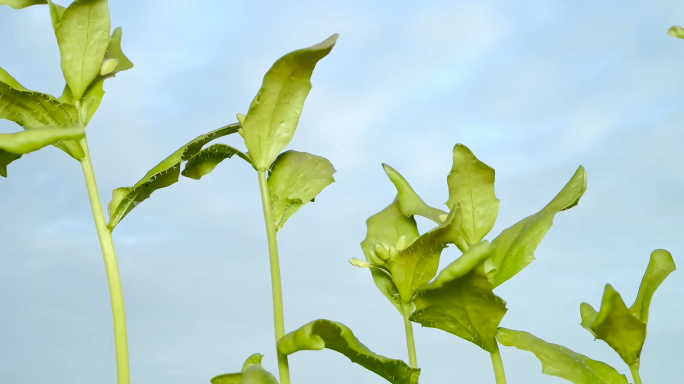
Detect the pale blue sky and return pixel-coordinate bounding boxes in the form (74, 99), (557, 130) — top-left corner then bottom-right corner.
(1, 1), (683, 383)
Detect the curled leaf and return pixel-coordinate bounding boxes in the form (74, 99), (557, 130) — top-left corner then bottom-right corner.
(497, 328), (629, 384)
(383, 163), (448, 224)
(267, 151), (336, 231)
(0, 127), (84, 155)
(182, 143), (252, 180)
(278, 319), (420, 384)
(108, 123), (240, 230)
(488, 165), (587, 287)
(210, 353), (278, 384)
(446, 144), (500, 250)
(0, 0), (46, 9)
(241, 34), (338, 170)
(630, 249), (676, 323)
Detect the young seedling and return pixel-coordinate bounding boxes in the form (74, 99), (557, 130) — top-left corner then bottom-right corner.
(351, 144), (587, 383)
(1, 1), (134, 383)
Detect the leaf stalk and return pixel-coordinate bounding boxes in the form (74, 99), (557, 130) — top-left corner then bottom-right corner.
(490, 346), (507, 384)
(401, 301), (418, 368)
(630, 363), (643, 384)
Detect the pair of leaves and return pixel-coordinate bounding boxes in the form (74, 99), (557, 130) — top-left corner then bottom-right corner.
(580, 249), (676, 366)
(211, 353), (278, 384)
(0, 127), (85, 177)
(107, 123), (250, 230)
(240, 34), (338, 171)
(497, 328), (630, 384)
(277, 319), (420, 384)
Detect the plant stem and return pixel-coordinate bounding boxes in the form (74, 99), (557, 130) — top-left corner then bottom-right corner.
(630, 363), (643, 384)
(257, 169), (291, 384)
(490, 346), (507, 384)
(400, 302), (418, 368)
(78, 136), (130, 384)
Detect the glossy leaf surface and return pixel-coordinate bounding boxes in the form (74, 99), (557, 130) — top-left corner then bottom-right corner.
(497, 328), (629, 384)
(55, 0), (111, 100)
(241, 34), (338, 170)
(210, 353), (279, 384)
(383, 163), (448, 224)
(488, 166), (587, 287)
(446, 144), (499, 249)
(108, 124), (240, 229)
(411, 241), (507, 352)
(278, 319), (420, 384)
(580, 249), (675, 366)
(0, 0), (46, 8)
(267, 150), (336, 231)
(182, 143), (252, 180)
(360, 201), (420, 312)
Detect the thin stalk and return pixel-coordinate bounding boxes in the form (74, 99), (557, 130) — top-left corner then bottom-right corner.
(630, 363), (643, 384)
(78, 133), (130, 384)
(490, 346), (507, 384)
(257, 169), (291, 384)
(400, 302), (418, 368)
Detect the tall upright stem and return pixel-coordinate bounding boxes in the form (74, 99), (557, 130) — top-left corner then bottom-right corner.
(78, 136), (130, 384)
(400, 302), (418, 368)
(490, 346), (507, 384)
(630, 363), (643, 384)
(257, 169), (291, 384)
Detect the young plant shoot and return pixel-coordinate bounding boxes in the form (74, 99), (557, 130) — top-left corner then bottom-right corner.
(351, 144), (588, 384)
(1, 1), (134, 383)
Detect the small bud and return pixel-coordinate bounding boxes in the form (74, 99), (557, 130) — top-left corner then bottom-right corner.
(396, 235), (408, 250)
(374, 243), (390, 260)
(349, 258), (373, 268)
(100, 59), (118, 76)
(368, 250), (385, 266)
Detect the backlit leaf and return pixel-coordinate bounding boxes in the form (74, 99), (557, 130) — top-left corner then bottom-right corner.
(668, 26), (684, 39)
(278, 319), (419, 384)
(48, 0), (65, 31)
(241, 34), (338, 170)
(210, 353), (278, 384)
(267, 150), (336, 231)
(497, 328), (629, 384)
(383, 163), (448, 224)
(630, 249), (676, 323)
(446, 144), (499, 249)
(0, 0), (46, 9)
(182, 144), (252, 180)
(108, 123), (240, 229)
(103, 27), (134, 74)
(488, 166), (587, 287)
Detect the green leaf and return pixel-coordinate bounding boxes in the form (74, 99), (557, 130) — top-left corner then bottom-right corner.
(0, 0), (46, 9)
(488, 165), (587, 288)
(0, 127), (85, 154)
(48, 0), (65, 31)
(446, 144), (499, 250)
(267, 150), (336, 231)
(580, 249), (675, 366)
(210, 353), (279, 384)
(668, 26), (684, 39)
(581, 285), (646, 366)
(0, 150), (21, 178)
(241, 34), (338, 170)
(0, 74), (84, 159)
(497, 328), (629, 384)
(55, 0), (111, 99)
(630, 249), (676, 323)
(360, 201), (420, 312)
(103, 27), (134, 74)
(382, 163), (448, 224)
(411, 241), (507, 352)
(181, 143), (252, 180)
(278, 319), (420, 384)
(107, 123), (240, 230)
(387, 207), (462, 302)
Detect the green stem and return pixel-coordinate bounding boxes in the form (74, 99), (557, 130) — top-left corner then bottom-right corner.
(490, 346), (507, 384)
(257, 169), (291, 384)
(630, 363), (643, 384)
(400, 302), (418, 368)
(78, 137), (130, 384)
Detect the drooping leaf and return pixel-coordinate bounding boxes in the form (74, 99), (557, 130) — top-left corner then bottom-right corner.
(387, 207), (462, 302)
(0, 74), (84, 159)
(411, 241), (507, 352)
(210, 353), (279, 384)
(278, 319), (420, 384)
(181, 143), (252, 180)
(0, 0), (46, 9)
(267, 150), (336, 231)
(55, 0), (111, 100)
(0, 127), (85, 154)
(497, 328), (629, 384)
(580, 249), (675, 366)
(446, 144), (499, 250)
(488, 165), (587, 288)
(108, 123), (240, 230)
(668, 26), (684, 39)
(630, 249), (676, 323)
(383, 163), (448, 224)
(241, 34), (338, 170)
(360, 201), (420, 312)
